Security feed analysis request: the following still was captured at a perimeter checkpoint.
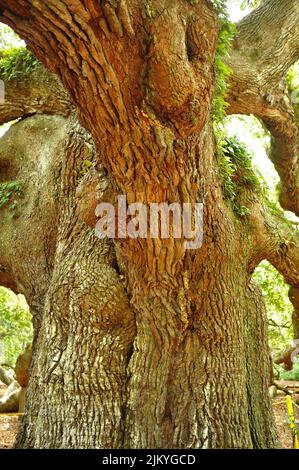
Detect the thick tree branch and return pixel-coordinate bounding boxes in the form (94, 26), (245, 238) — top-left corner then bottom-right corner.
(266, 224), (299, 288)
(274, 343), (299, 370)
(228, 0), (299, 88)
(0, 67), (71, 124)
(229, 88), (299, 216)
(227, 0), (299, 216)
(250, 204), (299, 288)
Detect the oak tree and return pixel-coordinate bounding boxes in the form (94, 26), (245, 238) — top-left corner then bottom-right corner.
(0, 0), (299, 449)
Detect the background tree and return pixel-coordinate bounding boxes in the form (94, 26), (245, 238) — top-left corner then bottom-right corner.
(0, 0), (298, 449)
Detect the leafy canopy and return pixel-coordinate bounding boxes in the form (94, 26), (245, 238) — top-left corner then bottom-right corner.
(0, 23), (39, 80)
(0, 181), (22, 210)
(0, 287), (33, 366)
(0, 47), (39, 80)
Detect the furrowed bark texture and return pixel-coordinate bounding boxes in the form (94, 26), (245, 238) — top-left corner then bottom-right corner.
(15, 119), (136, 448)
(0, 66), (71, 124)
(244, 282), (280, 448)
(1, 0), (298, 448)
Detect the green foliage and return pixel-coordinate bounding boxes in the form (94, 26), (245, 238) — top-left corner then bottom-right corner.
(145, 2), (154, 18)
(211, 0), (228, 16)
(0, 25), (40, 81)
(218, 135), (262, 216)
(287, 62), (299, 122)
(222, 115), (297, 226)
(265, 191), (295, 227)
(253, 261), (293, 354)
(80, 159), (93, 176)
(223, 136), (262, 190)
(280, 363), (299, 381)
(254, 260), (299, 380)
(0, 287), (33, 366)
(212, 0), (261, 122)
(0, 181), (22, 210)
(240, 0), (261, 9)
(0, 47), (40, 80)
(221, 115), (297, 363)
(212, 0), (261, 16)
(287, 61), (299, 90)
(213, 18), (236, 123)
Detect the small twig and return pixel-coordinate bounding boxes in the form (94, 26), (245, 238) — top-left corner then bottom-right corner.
(268, 319), (292, 329)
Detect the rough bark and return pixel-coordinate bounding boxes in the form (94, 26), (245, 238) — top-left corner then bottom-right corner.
(245, 282), (279, 448)
(0, 0), (296, 449)
(13, 120), (279, 449)
(0, 66), (71, 125)
(13, 116), (135, 448)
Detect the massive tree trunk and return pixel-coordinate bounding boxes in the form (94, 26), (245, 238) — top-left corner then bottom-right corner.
(0, 0), (298, 448)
